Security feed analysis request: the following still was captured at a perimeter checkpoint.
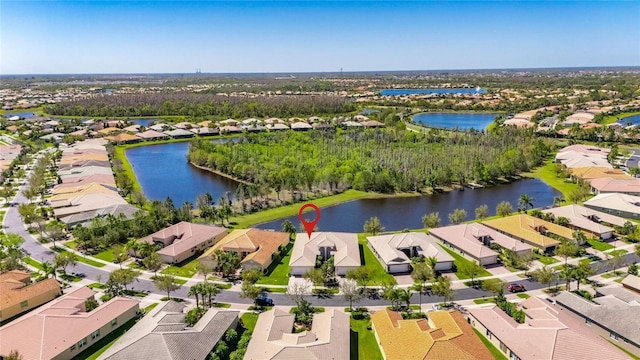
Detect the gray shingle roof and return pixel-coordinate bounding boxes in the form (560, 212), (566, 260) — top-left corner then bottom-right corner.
(555, 289), (640, 346)
(98, 301), (239, 360)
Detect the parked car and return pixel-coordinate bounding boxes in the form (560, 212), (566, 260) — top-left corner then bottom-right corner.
(508, 283), (526, 293)
(256, 294), (273, 306)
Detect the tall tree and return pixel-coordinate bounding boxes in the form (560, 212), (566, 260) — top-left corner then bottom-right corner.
(341, 279), (362, 311)
(154, 275), (180, 299)
(518, 193), (535, 212)
(422, 212), (441, 228)
(411, 262), (433, 310)
(496, 201), (513, 217)
(432, 276), (454, 306)
(459, 261), (484, 288)
(475, 204), (489, 221)
(363, 216), (384, 235)
(281, 220), (297, 239)
(448, 209), (467, 225)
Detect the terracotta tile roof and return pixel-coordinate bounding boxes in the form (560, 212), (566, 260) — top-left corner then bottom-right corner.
(468, 296), (629, 360)
(570, 167), (629, 180)
(141, 222), (227, 258)
(0, 273), (60, 312)
(104, 133), (141, 143)
(0, 286), (139, 360)
(199, 229), (289, 268)
(590, 177), (640, 194)
(371, 309), (493, 360)
(483, 214), (568, 249)
(51, 182), (119, 202)
(53, 174), (116, 188)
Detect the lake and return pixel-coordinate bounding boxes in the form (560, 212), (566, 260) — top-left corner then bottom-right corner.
(130, 118), (159, 127)
(127, 141), (560, 231)
(412, 112), (499, 130)
(256, 179), (561, 232)
(617, 114), (640, 126)
(4, 112), (36, 119)
(125, 141), (239, 205)
(381, 88), (486, 96)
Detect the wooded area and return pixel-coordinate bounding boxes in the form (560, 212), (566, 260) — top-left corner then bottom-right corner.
(187, 127), (551, 194)
(43, 93), (356, 118)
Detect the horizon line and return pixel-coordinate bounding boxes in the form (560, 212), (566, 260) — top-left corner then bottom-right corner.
(2, 65), (640, 77)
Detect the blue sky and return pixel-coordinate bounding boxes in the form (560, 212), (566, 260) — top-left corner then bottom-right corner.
(1, 1), (639, 74)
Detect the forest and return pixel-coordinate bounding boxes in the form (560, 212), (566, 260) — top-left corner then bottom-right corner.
(187, 127), (551, 194)
(43, 93), (356, 118)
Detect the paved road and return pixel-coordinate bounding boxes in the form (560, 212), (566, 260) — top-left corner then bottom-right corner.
(4, 151), (639, 307)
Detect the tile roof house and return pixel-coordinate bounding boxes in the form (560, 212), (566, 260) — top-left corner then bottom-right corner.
(584, 192), (640, 220)
(290, 232), (361, 276)
(621, 274), (640, 294)
(135, 129), (170, 140)
(104, 133), (142, 144)
(467, 296), (629, 360)
(0, 270), (60, 322)
(139, 222), (228, 264)
(59, 204), (144, 227)
(541, 204), (627, 240)
(372, 309), (493, 360)
(367, 233), (454, 273)
(290, 121), (313, 131)
(97, 301), (239, 360)
(164, 129), (195, 138)
(59, 166), (114, 181)
(430, 224), (531, 266)
(51, 182), (120, 203)
(556, 144), (611, 157)
(198, 229), (290, 272)
(53, 192), (128, 218)
(59, 159), (111, 171)
(53, 174), (116, 189)
(590, 177), (640, 196)
(570, 166), (628, 180)
(244, 307), (350, 360)
(266, 123), (290, 131)
(483, 214), (571, 253)
(555, 287), (640, 357)
(0, 286), (139, 360)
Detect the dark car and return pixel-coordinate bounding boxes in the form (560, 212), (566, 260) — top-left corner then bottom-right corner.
(508, 283), (526, 293)
(256, 294), (273, 306)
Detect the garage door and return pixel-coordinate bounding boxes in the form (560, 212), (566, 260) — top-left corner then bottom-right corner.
(388, 264), (410, 273)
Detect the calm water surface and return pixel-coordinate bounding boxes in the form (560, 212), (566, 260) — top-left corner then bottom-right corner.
(256, 179), (560, 232)
(131, 118), (160, 127)
(128, 142), (559, 230)
(125, 141), (238, 205)
(412, 113), (498, 130)
(381, 88), (486, 96)
(617, 114), (640, 126)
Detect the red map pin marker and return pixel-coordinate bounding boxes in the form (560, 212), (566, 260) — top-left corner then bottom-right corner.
(298, 203), (320, 239)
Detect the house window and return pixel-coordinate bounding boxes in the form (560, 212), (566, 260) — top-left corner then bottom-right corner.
(623, 338), (630, 344)
(20, 300), (28, 309)
(610, 332), (619, 341)
(91, 330), (100, 339)
(111, 318), (118, 327)
(585, 318), (592, 326)
(499, 342), (508, 353)
(70, 345), (76, 351)
(509, 351), (520, 360)
(78, 338), (87, 348)
(486, 329), (492, 339)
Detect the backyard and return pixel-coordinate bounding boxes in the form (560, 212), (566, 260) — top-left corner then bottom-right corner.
(350, 317), (383, 360)
(357, 234), (397, 285)
(440, 247), (491, 279)
(257, 242), (294, 286)
(160, 255), (201, 278)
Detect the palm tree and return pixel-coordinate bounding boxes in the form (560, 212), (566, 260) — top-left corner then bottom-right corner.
(281, 220), (297, 239)
(189, 283), (202, 308)
(518, 193), (535, 212)
(425, 256), (438, 271)
(41, 260), (56, 280)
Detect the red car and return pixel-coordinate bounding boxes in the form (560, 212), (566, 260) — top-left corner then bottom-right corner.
(508, 283), (526, 293)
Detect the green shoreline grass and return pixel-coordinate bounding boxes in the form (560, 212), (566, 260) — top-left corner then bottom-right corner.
(522, 160), (579, 200)
(602, 111), (640, 125)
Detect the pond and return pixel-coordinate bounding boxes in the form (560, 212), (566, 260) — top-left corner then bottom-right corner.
(125, 141), (239, 205)
(617, 114), (640, 126)
(4, 112), (36, 119)
(412, 112), (499, 130)
(381, 88), (486, 96)
(130, 118), (160, 127)
(255, 178), (561, 232)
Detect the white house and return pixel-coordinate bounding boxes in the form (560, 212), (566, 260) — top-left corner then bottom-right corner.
(289, 232), (361, 276)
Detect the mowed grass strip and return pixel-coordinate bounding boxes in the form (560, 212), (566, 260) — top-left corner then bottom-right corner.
(350, 317), (383, 360)
(257, 243), (293, 286)
(523, 160), (580, 200)
(440, 246), (491, 279)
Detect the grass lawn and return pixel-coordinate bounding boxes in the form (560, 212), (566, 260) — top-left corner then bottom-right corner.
(610, 342), (640, 360)
(440, 247), (491, 279)
(608, 249), (628, 256)
(87, 283), (106, 290)
(516, 293), (531, 299)
(473, 297), (495, 304)
(23, 257), (45, 271)
(160, 255), (201, 278)
(358, 234), (397, 285)
(535, 253), (560, 265)
(52, 248), (106, 268)
(240, 312), (259, 332)
(92, 248), (116, 263)
(64, 240), (78, 249)
(213, 302), (231, 308)
(229, 190), (419, 228)
(113, 145), (143, 193)
(350, 317), (383, 360)
(473, 328), (508, 360)
(260, 286), (288, 293)
(257, 243), (293, 286)
(523, 160), (579, 200)
(586, 238), (614, 251)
